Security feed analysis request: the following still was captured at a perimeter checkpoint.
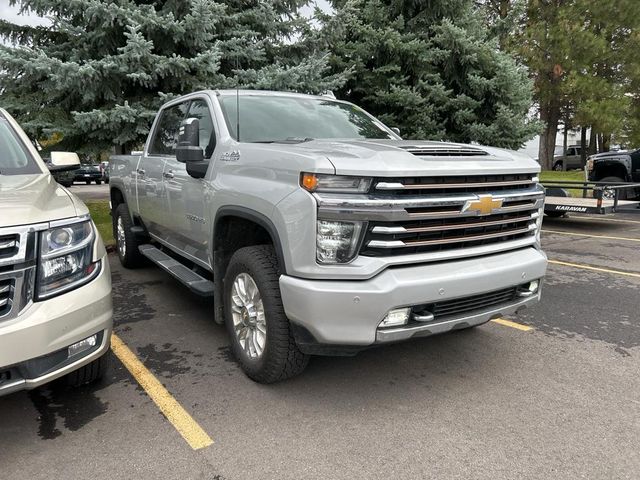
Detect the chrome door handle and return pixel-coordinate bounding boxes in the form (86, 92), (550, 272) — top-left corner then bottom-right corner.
(136, 168), (145, 176)
(163, 170), (175, 179)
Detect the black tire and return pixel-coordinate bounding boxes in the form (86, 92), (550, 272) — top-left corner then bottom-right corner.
(62, 181), (73, 188)
(85, 180), (91, 185)
(224, 245), (309, 383)
(96, 179), (102, 185)
(114, 203), (145, 268)
(65, 350), (111, 388)
(599, 176), (627, 200)
(553, 161), (563, 171)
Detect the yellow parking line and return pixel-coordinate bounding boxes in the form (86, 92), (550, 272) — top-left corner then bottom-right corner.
(110, 333), (214, 450)
(542, 229), (640, 243)
(491, 318), (533, 331)
(548, 259), (640, 279)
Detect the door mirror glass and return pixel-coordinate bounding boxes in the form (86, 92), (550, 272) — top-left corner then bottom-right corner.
(391, 127), (401, 136)
(176, 118), (204, 164)
(49, 151), (80, 171)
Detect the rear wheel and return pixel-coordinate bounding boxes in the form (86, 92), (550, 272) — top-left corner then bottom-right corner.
(114, 203), (145, 268)
(553, 161), (564, 171)
(96, 179), (102, 185)
(85, 180), (91, 185)
(599, 176), (627, 200)
(224, 245), (309, 383)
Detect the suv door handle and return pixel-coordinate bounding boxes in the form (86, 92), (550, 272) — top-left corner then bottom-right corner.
(163, 170), (175, 179)
(136, 168), (145, 176)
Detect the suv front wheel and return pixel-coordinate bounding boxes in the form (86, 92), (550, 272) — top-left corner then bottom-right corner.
(223, 245), (309, 383)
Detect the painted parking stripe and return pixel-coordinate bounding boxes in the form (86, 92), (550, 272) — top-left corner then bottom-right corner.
(491, 318), (533, 331)
(110, 333), (214, 450)
(542, 229), (640, 243)
(548, 259), (640, 279)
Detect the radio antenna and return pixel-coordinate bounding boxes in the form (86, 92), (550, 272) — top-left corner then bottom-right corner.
(236, 56), (240, 142)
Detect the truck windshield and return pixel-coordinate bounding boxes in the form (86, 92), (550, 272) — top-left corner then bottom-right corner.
(218, 95), (395, 143)
(0, 118), (40, 175)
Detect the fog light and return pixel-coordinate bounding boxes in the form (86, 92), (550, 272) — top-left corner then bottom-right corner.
(68, 334), (97, 358)
(379, 308), (411, 328)
(517, 280), (539, 297)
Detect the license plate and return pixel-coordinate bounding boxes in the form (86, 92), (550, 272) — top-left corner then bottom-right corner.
(84, 174), (90, 177)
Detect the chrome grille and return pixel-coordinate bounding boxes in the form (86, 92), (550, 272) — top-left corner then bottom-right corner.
(374, 173), (536, 195)
(0, 234), (19, 261)
(0, 279), (12, 317)
(0, 226), (39, 322)
(315, 173), (544, 261)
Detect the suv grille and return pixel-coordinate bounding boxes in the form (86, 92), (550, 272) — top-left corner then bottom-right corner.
(0, 234), (19, 261)
(374, 173), (536, 196)
(0, 279), (12, 317)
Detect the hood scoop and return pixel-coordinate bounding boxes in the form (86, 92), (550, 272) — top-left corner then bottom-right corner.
(400, 145), (489, 157)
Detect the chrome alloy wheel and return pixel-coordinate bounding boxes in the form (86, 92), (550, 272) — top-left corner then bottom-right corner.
(230, 273), (267, 359)
(116, 216), (126, 257)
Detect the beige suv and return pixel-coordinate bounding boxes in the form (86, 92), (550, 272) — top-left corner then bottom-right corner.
(0, 109), (113, 396)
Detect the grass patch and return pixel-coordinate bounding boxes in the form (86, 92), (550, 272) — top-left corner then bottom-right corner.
(86, 201), (114, 246)
(539, 170), (588, 197)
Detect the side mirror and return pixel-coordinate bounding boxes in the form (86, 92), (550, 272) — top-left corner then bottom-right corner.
(49, 151), (80, 171)
(176, 118), (208, 179)
(391, 127), (401, 136)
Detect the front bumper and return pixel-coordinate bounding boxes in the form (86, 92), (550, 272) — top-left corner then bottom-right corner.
(0, 257), (113, 396)
(280, 248), (546, 350)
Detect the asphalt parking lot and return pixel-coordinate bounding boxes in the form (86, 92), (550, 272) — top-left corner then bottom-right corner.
(1, 208), (639, 479)
(67, 182), (110, 202)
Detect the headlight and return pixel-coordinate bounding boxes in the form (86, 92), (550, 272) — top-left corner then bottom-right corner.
(316, 220), (364, 264)
(301, 173), (372, 193)
(37, 220), (100, 299)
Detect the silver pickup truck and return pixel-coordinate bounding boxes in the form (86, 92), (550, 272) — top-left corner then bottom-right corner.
(110, 90), (547, 383)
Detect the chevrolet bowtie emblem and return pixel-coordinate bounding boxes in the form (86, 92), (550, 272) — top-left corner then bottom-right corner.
(464, 195), (503, 215)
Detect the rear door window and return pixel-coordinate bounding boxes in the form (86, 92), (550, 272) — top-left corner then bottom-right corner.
(148, 102), (189, 156)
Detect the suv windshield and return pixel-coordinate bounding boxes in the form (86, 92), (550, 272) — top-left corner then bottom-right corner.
(218, 94), (395, 143)
(0, 118), (40, 175)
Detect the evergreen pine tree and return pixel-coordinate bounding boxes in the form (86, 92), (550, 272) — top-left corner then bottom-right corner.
(0, 0), (344, 152)
(316, 0), (539, 149)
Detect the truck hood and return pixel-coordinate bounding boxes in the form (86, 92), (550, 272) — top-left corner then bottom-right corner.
(290, 139), (539, 176)
(0, 174), (79, 228)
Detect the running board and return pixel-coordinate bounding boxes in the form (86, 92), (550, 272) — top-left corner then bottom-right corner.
(138, 244), (214, 297)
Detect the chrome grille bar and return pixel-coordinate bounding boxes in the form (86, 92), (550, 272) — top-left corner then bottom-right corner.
(371, 213), (538, 235)
(376, 179), (537, 190)
(367, 224), (536, 249)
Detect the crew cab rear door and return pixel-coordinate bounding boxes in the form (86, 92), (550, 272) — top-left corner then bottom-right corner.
(138, 101), (189, 238)
(161, 97), (216, 269)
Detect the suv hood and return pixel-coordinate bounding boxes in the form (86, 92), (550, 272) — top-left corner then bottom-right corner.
(291, 139), (539, 176)
(0, 174), (78, 228)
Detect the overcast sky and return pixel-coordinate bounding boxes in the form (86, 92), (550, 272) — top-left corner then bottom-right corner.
(0, 0), (50, 26)
(0, 0), (331, 26)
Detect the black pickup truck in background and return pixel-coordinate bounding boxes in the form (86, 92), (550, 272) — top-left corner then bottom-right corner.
(587, 149), (640, 200)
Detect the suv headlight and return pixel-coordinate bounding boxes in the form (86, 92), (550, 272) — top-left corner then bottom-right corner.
(316, 220), (364, 264)
(586, 158), (594, 171)
(37, 220), (100, 299)
(301, 173), (372, 193)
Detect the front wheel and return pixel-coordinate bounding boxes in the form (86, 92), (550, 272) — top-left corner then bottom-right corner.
(224, 245), (309, 383)
(64, 350), (110, 387)
(599, 176), (627, 200)
(95, 179), (102, 185)
(553, 161), (563, 171)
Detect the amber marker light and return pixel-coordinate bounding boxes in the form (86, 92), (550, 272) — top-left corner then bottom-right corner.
(301, 173), (319, 192)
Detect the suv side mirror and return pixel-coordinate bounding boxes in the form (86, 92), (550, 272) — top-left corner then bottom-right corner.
(176, 118), (208, 179)
(49, 151), (80, 171)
